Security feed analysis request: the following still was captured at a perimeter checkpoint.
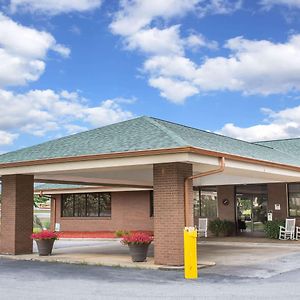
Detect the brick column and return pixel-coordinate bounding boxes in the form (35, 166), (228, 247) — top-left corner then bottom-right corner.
(0, 175), (34, 255)
(267, 183), (288, 220)
(153, 162), (193, 266)
(217, 185), (236, 222)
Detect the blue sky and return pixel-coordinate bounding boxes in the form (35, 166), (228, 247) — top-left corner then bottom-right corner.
(1, 0), (300, 153)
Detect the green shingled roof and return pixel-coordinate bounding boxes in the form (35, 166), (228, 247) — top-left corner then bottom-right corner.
(1, 116), (300, 167)
(255, 138), (300, 159)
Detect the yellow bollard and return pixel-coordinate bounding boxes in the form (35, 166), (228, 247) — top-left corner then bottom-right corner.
(184, 227), (198, 279)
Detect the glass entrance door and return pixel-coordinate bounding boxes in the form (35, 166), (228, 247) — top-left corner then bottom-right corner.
(236, 185), (268, 234)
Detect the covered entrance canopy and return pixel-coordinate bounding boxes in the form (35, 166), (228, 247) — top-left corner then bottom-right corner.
(1, 116), (300, 266)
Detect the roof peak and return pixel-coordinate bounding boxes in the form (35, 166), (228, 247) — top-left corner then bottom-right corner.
(147, 116), (274, 150)
(1, 115), (300, 167)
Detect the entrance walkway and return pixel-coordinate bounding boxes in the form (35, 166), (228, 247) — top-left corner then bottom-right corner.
(0, 240), (213, 270)
(2, 237), (300, 277)
(199, 237), (300, 278)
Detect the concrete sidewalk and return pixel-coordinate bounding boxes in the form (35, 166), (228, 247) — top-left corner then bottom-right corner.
(2, 237), (299, 277)
(0, 240), (214, 270)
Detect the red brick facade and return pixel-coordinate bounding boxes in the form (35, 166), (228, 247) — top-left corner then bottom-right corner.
(153, 162), (193, 266)
(267, 183), (288, 220)
(0, 175), (33, 255)
(52, 191), (154, 232)
(217, 185), (236, 222)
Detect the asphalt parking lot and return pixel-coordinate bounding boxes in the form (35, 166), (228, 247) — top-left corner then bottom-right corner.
(1, 256), (300, 299)
(1, 240), (300, 299)
(24, 239), (300, 277)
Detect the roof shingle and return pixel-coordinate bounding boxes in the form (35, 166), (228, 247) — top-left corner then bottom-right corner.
(1, 116), (300, 167)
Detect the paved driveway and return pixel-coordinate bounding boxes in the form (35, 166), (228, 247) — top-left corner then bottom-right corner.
(198, 241), (300, 278)
(24, 239), (300, 278)
(1, 256), (300, 299)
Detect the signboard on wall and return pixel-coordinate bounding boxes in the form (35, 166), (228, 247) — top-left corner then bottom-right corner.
(267, 212), (273, 221)
(275, 204), (281, 211)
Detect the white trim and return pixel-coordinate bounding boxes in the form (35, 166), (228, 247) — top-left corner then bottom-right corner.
(34, 187), (152, 195)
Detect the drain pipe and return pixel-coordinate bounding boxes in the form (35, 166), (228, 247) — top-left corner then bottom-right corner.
(184, 157), (225, 227)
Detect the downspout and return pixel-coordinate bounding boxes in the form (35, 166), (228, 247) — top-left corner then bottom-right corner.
(184, 157), (225, 227)
(52, 196), (56, 231)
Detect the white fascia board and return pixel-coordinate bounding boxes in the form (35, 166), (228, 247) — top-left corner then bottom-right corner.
(34, 174), (152, 187)
(225, 159), (300, 178)
(196, 174), (282, 186)
(34, 187), (152, 195)
(1, 151), (300, 181)
(0, 153), (191, 176)
(188, 153), (300, 178)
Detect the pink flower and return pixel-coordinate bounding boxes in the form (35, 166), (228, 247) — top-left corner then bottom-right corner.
(121, 232), (153, 245)
(31, 230), (58, 240)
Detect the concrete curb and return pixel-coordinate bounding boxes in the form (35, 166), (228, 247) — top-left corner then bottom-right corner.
(0, 254), (215, 271)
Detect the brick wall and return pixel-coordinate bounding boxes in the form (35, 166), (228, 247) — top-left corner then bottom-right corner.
(0, 174), (34, 255)
(52, 191), (154, 232)
(217, 185), (236, 222)
(153, 162), (193, 266)
(267, 183), (288, 220)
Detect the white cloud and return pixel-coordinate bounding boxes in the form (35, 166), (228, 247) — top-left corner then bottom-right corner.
(195, 35), (300, 95)
(0, 13), (69, 87)
(185, 33), (218, 50)
(218, 105), (300, 142)
(84, 99), (134, 126)
(149, 77), (199, 103)
(110, 0), (200, 36)
(110, 0), (239, 103)
(144, 55), (198, 81)
(0, 131), (18, 146)
(197, 0), (243, 17)
(142, 34), (300, 102)
(10, 0), (102, 15)
(126, 26), (184, 55)
(0, 89), (134, 145)
(260, 0), (300, 9)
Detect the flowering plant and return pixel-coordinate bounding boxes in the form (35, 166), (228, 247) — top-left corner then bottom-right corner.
(121, 232), (153, 245)
(31, 230), (59, 240)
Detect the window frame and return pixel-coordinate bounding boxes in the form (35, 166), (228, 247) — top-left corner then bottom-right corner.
(288, 183), (300, 218)
(61, 192), (111, 218)
(199, 186), (218, 219)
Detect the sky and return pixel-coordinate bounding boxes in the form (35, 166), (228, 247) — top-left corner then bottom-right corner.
(1, 0), (300, 154)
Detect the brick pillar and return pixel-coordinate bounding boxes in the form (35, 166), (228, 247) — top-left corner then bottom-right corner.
(153, 162), (193, 266)
(0, 175), (34, 254)
(217, 185), (236, 222)
(267, 183), (288, 220)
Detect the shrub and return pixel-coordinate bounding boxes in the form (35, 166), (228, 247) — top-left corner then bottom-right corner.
(265, 220), (285, 239)
(121, 232), (153, 245)
(115, 230), (130, 238)
(208, 218), (235, 237)
(208, 218), (223, 237)
(222, 220), (236, 236)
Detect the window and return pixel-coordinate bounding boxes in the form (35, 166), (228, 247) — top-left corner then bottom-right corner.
(198, 187), (218, 218)
(288, 184), (300, 217)
(150, 191), (154, 217)
(61, 193), (111, 217)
